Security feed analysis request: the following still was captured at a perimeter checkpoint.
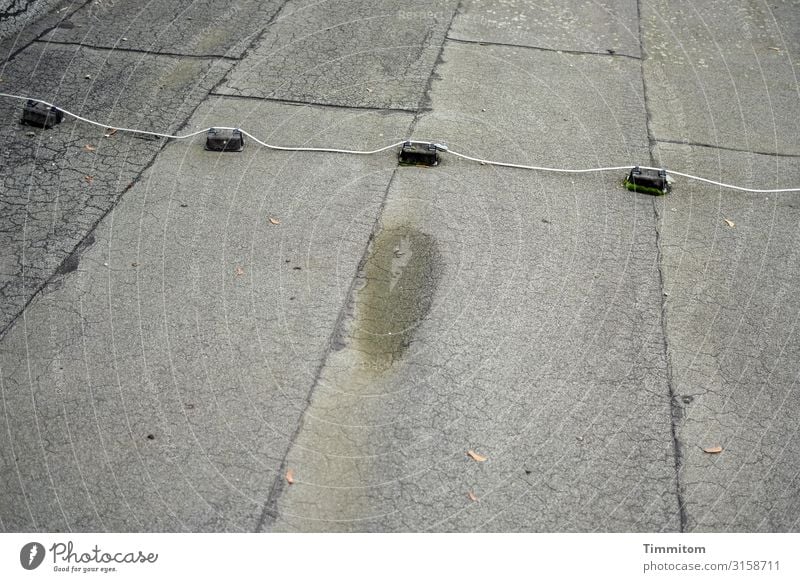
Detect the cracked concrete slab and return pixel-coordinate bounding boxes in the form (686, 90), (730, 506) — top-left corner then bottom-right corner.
(642, 0), (800, 155)
(267, 42), (680, 532)
(654, 141), (800, 532)
(38, 0), (284, 58)
(448, 0), (641, 57)
(413, 41), (651, 165)
(0, 42), (231, 335)
(0, 0), (65, 42)
(449, 0), (641, 58)
(216, 0), (460, 110)
(1, 1), (88, 65)
(2, 41), (229, 127)
(0, 95), (414, 531)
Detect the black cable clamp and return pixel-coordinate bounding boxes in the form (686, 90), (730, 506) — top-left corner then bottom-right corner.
(624, 166), (670, 195)
(21, 100), (64, 129)
(205, 128), (245, 152)
(399, 141), (447, 166)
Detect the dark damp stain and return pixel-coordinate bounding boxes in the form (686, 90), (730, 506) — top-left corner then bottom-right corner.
(56, 252), (80, 275)
(55, 232), (95, 275)
(352, 225), (440, 374)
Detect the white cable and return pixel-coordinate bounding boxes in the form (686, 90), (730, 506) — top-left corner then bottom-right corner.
(0, 92), (210, 140)
(648, 168), (799, 194)
(240, 130), (407, 155)
(447, 150), (800, 193)
(0, 92), (407, 154)
(2, 92), (799, 193)
(446, 149), (633, 174)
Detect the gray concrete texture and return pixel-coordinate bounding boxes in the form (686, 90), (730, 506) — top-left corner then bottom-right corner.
(0, 0), (64, 42)
(0, 41), (230, 333)
(38, 0), (284, 57)
(0, 0), (798, 532)
(216, 0), (460, 110)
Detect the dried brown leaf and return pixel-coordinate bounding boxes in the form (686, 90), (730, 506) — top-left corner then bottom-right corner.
(285, 468), (294, 484)
(234, 266), (245, 277)
(703, 446), (723, 454)
(84, 175), (94, 184)
(724, 218), (735, 228)
(467, 450), (487, 462)
(268, 216), (281, 225)
(83, 144), (96, 152)
(467, 491), (478, 502)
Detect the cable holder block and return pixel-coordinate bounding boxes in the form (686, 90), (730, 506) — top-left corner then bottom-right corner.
(399, 141), (442, 166)
(205, 128), (245, 152)
(21, 100), (64, 129)
(624, 166), (670, 195)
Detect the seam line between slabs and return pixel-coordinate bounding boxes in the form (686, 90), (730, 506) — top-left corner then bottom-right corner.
(208, 91), (421, 114)
(445, 35), (641, 60)
(656, 138), (800, 159)
(636, 0), (688, 533)
(31, 38), (241, 61)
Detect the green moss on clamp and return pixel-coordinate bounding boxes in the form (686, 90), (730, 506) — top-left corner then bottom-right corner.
(623, 178), (668, 196)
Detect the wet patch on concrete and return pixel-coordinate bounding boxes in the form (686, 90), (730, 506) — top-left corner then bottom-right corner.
(54, 232), (95, 276)
(266, 224), (442, 530)
(349, 225), (441, 375)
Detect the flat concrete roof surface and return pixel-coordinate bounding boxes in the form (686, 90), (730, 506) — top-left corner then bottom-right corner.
(0, 0), (798, 532)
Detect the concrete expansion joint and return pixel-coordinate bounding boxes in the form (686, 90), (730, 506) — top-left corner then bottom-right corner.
(445, 35), (642, 61)
(207, 92), (422, 114)
(656, 138), (800, 160)
(32, 39), (242, 61)
(635, 0), (688, 534)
